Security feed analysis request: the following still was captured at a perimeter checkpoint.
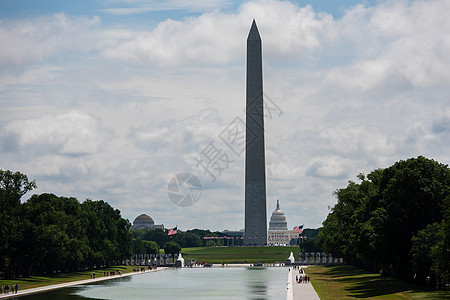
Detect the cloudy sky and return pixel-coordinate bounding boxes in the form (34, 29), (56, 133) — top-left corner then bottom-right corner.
(1, 0), (449, 231)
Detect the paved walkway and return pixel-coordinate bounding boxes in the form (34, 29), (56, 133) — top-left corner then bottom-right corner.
(0, 267), (168, 299)
(288, 266), (320, 300)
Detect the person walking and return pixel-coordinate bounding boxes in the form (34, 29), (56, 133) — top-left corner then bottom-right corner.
(14, 283), (18, 293)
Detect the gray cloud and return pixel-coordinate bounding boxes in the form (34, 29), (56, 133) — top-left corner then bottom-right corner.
(0, 0), (449, 230)
(432, 114), (450, 134)
(1, 111), (112, 156)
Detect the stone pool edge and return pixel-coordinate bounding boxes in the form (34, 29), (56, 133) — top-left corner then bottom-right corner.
(0, 267), (168, 299)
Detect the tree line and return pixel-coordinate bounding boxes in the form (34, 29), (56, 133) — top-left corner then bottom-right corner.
(298, 228), (322, 253)
(0, 170), (132, 279)
(0, 169), (241, 278)
(130, 228), (235, 253)
(317, 156), (449, 287)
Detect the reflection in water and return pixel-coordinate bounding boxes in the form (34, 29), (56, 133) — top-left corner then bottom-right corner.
(246, 267), (269, 299)
(20, 267), (287, 300)
(19, 287), (90, 300)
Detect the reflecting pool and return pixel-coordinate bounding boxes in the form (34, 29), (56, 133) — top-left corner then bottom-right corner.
(20, 267), (288, 300)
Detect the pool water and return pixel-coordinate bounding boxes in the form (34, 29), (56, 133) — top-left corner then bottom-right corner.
(20, 267), (288, 300)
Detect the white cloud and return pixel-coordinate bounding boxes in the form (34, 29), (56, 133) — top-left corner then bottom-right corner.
(1, 0), (450, 230)
(326, 0), (450, 92)
(100, 0), (334, 66)
(0, 13), (100, 68)
(1, 111), (111, 155)
(101, 13), (244, 66)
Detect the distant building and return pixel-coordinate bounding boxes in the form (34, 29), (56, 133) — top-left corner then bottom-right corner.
(267, 200), (298, 245)
(131, 214), (164, 230)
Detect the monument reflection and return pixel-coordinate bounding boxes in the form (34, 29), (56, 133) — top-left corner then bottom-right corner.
(246, 268), (270, 299)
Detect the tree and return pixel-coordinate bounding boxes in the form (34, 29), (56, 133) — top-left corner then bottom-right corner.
(132, 238), (145, 254)
(0, 170), (37, 203)
(410, 223), (441, 285)
(377, 157), (449, 279)
(21, 193), (90, 275)
(411, 195), (450, 286)
(178, 232), (202, 248)
(0, 170), (36, 278)
(317, 157), (450, 283)
(0, 170), (134, 278)
(299, 229), (322, 252)
(143, 240), (160, 254)
(81, 199), (132, 267)
(164, 241), (181, 256)
(435, 195), (450, 285)
(141, 228), (171, 248)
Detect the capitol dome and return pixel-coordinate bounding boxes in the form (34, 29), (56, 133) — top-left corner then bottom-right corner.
(269, 200), (288, 230)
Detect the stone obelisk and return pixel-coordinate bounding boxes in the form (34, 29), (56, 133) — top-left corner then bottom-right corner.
(245, 20), (267, 246)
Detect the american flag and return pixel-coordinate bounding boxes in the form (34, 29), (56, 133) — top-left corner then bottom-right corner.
(168, 226), (178, 236)
(293, 225), (303, 234)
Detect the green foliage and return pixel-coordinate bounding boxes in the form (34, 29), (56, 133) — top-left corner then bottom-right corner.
(164, 241), (181, 256)
(81, 199), (132, 267)
(131, 228), (171, 248)
(411, 195), (450, 287)
(0, 170), (37, 278)
(130, 228), (221, 248)
(177, 232), (202, 247)
(0, 170), (132, 278)
(293, 228), (323, 252)
(317, 157), (450, 286)
(411, 222), (441, 285)
(142, 240), (160, 254)
(0, 169), (37, 204)
(132, 239), (159, 254)
(298, 228), (322, 252)
(132, 238), (145, 254)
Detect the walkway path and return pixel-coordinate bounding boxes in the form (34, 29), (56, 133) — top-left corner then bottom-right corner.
(0, 267), (168, 299)
(287, 266), (320, 300)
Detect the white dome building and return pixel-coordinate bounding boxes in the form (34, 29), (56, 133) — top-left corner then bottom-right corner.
(267, 200), (299, 245)
(269, 200), (288, 230)
(131, 214), (164, 230)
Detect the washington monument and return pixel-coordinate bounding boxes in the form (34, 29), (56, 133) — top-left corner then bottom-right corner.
(244, 20), (267, 246)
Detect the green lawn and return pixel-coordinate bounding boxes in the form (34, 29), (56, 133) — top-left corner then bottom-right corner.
(181, 246), (299, 264)
(0, 265), (137, 291)
(305, 265), (450, 299)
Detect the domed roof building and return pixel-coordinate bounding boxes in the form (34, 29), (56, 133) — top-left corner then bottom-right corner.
(267, 200), (300, 245)
(131, 214), (164, 230)
(269, 200), (288, 230)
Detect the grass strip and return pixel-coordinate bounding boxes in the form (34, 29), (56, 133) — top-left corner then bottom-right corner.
(0, 265), (137, 291)
(181, 246), (300, 264)
(305, 265), (449, 299)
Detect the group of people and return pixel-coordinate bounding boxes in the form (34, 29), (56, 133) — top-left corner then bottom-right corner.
(1, 283), (19, 294)
(292, 265), (311, 284)
(132, 267), (146, 272)
(102, 270), (122, 276)
(296, 274), (310, 283)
